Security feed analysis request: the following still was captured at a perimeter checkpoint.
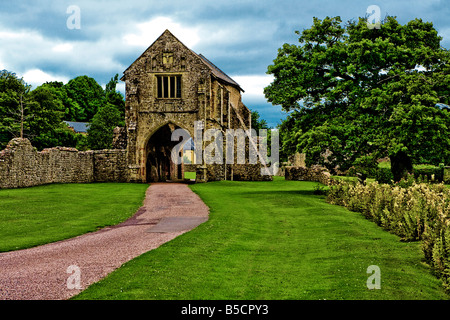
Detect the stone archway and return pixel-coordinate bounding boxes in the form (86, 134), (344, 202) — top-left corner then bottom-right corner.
(145, 123), (186, 182)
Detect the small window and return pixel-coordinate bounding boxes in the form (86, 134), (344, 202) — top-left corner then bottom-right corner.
(156, 75), (182, 98)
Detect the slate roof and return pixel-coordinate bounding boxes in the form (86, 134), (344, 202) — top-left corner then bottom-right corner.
(197, 53), (243, 92)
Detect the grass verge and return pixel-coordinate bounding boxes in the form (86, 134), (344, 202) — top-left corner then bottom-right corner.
(0, 183), (148, 252)
(73, 178), (448, 300)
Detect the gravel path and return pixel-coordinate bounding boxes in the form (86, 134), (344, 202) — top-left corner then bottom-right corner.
(0, 182), (209, 300)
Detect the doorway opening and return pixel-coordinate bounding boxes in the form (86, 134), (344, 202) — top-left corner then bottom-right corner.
(145, 124), (188, 182)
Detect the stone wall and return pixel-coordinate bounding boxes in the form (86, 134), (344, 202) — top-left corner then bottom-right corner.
(0, 138), (128, 189)
(230, 164), (273, 181)
(93, 149), (128, 182)
(285, 165), (335, 186)
(112, 127), (127, 149)
(195, 163), (273, 182)
(288, 152), (306, 167)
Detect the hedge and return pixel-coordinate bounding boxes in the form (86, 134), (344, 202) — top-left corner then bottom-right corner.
(374, 165), (445, 184)
(327, 180), (450, 292)
(375, 167), (394, 184)
(412, 165), (444, 183)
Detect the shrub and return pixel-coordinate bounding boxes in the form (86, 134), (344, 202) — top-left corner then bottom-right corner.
(412, 165), (444, 183)
(396, 173), (415, 188)
(375, 167), (394, 184)
(326, 180), (450, 292)
(444, 167), (450, 184)
(313, 183), (328, 195)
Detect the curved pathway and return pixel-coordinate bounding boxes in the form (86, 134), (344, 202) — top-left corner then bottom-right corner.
(0, 183), (209, 300)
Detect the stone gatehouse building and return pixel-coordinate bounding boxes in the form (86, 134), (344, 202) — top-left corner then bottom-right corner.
(120, 29), (269, 182)
(0, 30), (271, 190)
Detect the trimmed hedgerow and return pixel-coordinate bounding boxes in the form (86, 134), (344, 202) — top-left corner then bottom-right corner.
(412, 164), (444, 183)
(327, 179), (450, 291)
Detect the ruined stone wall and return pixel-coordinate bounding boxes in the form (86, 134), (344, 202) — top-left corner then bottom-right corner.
(194, 163), (272, 183)
(93, 149), (129, 182)
(0, 138), (128, 189)
(0, 138), (93, 189)
(229, 164), (272, 181)
(112, 127), (127, 149)
(285, 165), (336, 186)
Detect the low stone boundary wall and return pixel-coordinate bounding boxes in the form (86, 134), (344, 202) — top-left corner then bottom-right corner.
(0, 138), (128, 189)
(195, 163), (273, 182)
(93, 149), (128, 183)
(285, 165), (334, 185)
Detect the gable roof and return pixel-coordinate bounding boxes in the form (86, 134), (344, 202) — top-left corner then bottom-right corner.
(197, 54), (243, 91)
(122, 29), (243, 92)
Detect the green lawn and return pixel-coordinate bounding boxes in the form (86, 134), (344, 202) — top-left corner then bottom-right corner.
(73, 178), (448, 300)
(184, 171), (196, 180)
(0, 183), (148, 252)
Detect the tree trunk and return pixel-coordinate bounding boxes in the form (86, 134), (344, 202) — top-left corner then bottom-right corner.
(390, 151), (412, 182)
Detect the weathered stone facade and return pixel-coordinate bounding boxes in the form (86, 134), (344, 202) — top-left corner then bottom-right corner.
(121, 29), (269, 182)
(0, 30), (271, 189)
(0, 138), (128, 189)
(112, 126), (127, 149)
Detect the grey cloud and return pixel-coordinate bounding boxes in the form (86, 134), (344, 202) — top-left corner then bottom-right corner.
(0, 0), (449, 125)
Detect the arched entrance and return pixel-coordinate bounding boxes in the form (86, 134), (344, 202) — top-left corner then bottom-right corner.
(145, 123), (186, 182)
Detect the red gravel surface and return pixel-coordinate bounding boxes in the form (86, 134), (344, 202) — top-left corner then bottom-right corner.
(0, 183), (209, 300)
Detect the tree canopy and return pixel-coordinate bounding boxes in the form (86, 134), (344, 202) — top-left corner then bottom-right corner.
(64, 75), (106, 122)
(87, 75), (125, 150)
(251, 110), (269, 131)
(0, 71), (66, 150)
(0, 71), (125, 151)
(265, 16), (450, 180)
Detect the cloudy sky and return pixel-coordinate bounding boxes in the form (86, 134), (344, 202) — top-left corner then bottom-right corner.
(0, 0), (449, 127)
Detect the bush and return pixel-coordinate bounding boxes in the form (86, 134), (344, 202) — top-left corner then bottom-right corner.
(375, 167), (394, 184)
(412, 165), (444, 183)
(444, 167), (450, 184)
(313, 183), (328, 195)
(326, 180), (450, 292)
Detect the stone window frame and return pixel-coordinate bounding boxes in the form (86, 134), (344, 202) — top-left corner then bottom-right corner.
(156, 74), (182, 99)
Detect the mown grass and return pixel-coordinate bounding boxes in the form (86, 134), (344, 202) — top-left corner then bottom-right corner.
(0, 183), (148, 252)
(184, 171), (196, 180)
(73, 178), (448, 300)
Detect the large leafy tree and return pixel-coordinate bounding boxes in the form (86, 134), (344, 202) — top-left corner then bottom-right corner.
(26, 85), (65, 150)
(265, 16), (450, 180)
(87, 103), (122, 150)
(0, 71), (68, 150)
(251, 110), (269, 130)
(86, 74), (125, 150)
(39, 81), (82, 122)
(0, 71), (126, 151)
(64, 75), (105, 122)
(0, 70), (31, 146)
(105, 73), (125, 120)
